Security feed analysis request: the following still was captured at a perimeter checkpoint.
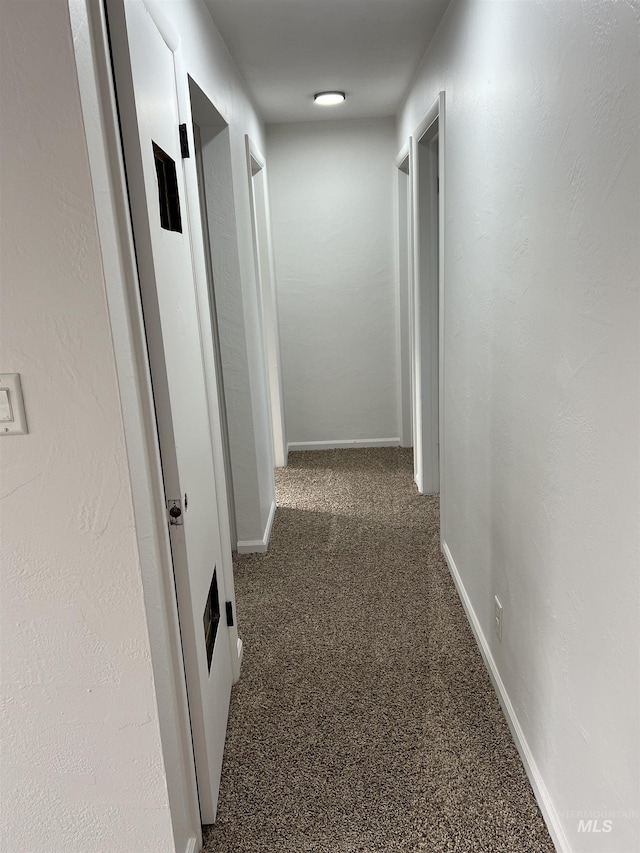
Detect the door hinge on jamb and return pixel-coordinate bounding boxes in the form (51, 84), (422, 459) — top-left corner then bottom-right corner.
(225, 601), (234, 627)
(179, 123), (190, 158)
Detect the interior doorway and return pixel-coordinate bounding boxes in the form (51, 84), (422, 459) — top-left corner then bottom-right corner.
(245, 136), (288, 468)
(395, 148), (413, 448)
(410, 93), (445, 497)
(188, 80), (238, 550)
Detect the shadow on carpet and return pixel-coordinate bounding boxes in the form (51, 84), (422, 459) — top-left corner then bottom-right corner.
(203, 448), (554, 853)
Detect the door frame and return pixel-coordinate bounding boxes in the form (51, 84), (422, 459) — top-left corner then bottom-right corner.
(394, 144), (412, 448)
(407, 93), (446, 531)
(70, 0), (239, 846)
(244, 136), (288, 468)
(191, 114), (239, 553)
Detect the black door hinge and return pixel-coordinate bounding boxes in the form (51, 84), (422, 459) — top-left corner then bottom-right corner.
(179, 123), (190, 158)
(225, 601), (234, 627)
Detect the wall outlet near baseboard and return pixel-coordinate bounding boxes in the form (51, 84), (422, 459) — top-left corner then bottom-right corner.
(494, 595), (503, 642)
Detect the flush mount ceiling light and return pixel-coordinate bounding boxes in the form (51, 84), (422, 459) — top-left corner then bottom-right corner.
(313, 91), (346, 106)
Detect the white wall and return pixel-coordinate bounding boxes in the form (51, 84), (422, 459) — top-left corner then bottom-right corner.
(0, 2), (176, 851)
(399, 1), (639, 851)
(267, 119), (399, 449)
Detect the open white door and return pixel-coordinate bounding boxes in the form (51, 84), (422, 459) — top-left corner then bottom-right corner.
(106, 0), (233, 823)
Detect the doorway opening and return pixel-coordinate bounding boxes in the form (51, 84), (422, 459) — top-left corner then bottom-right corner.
(186, 78), (282, 557)
(188, 80), (239, 550)
(410, 93), (445, 499)
(395, 148), (412, 449)
(245, 136), (287, 468)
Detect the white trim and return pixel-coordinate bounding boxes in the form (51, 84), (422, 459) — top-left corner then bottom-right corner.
(408, 135), (420, 489)
(287, 438), (401, 452)
(236, 499), (276, 553)
(236, 637), (244, 671)
(140, 0), (181, 52)
(183, 838), (198, 853)
(394, 153), (412, 449)
(413, 100), (440, 145)
(409, 91), (445, 502)
(393, 163), (404, 448)
(441, 540), (570, 853)
(244, 135), (288, 469)
(395, 142), (410, 173)
(436, 91), (446, 547)
(246, 136), (266, 174)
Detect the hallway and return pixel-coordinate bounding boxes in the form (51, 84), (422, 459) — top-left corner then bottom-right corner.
(204, 449), (554, 853)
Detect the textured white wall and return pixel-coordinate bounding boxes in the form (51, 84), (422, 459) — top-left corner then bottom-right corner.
(267, 119), (399, 448)
(0, 2), (176, 851)
(399, 1), (639, 850)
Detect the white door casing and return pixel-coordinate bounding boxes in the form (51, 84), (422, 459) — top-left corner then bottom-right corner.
(245, 136), (288, 468)
(395, 146), (412, 448)
(106, 0), (234, 823)
(191, 119), (239, 553)
(409, 92), (445, 500)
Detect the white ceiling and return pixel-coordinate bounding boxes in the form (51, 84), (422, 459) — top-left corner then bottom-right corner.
(203, 0), (451, 124)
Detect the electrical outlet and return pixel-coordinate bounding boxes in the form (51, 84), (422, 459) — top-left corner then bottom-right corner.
(494, 596), (503, 642)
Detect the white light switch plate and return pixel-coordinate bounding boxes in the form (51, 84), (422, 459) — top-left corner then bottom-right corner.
(0, 374), (28, 435)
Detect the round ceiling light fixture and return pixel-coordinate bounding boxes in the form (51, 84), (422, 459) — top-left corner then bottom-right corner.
(313, 91), (346, 106)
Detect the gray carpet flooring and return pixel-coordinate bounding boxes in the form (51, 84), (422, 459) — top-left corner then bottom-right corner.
(203, 448), (555, 852)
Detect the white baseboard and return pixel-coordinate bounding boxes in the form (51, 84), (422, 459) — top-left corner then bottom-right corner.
(237, 637), (243, 669)
(441, 540), (570, 853)
(236, 499), (276, 554)
(287, 438), (401, 452)
(184, 836), (197, 853)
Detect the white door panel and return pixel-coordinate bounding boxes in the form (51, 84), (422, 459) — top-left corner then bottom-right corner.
(107, 0), (232, 823)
